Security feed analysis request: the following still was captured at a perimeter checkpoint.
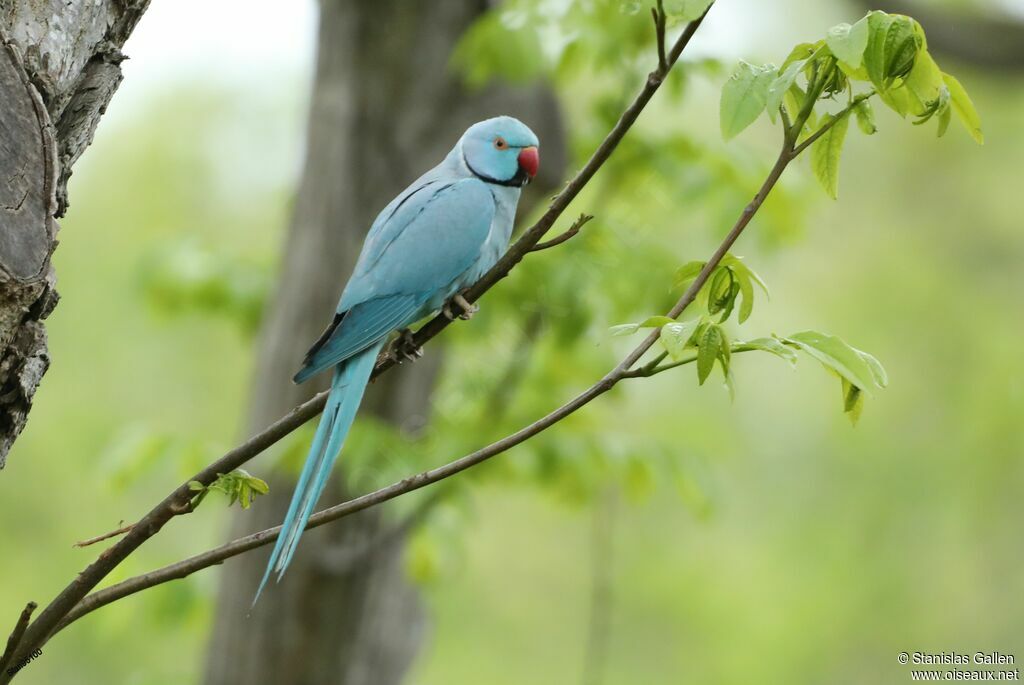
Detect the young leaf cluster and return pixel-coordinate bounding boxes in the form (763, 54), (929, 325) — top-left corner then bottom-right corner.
(720, 10), (983, 198)
(187, 469), (269, 510)
(612, 252), (887, 422)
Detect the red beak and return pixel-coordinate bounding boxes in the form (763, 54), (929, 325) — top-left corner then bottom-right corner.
(517, 146), (539, 179)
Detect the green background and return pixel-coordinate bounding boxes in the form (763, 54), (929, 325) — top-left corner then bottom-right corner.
(0, 1), (1020, 683)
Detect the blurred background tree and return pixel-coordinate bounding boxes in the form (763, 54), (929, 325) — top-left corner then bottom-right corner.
(0, 0), (1021, 683)
(201, 2), (564, 683)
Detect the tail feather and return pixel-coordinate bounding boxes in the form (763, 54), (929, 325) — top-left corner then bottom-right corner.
(253, 341), (383, 604)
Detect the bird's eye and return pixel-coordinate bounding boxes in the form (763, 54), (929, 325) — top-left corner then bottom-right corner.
(493, 136), (508, 150)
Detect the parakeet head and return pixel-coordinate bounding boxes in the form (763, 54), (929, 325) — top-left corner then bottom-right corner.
(460, 116), (540, 188)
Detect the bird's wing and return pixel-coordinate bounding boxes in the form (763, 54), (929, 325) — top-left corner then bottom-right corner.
(295, 178), (495, 382)
(339, 177), (495, 310)
(294, 294), (424, 383)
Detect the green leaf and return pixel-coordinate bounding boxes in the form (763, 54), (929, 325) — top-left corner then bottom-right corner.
(663, 0), (713, 22)
(942, 73), (984, 144)
(697, 324), (723, 385)
(734, 270), (755, 323)
(863, 11), (895, 90)
(610, 315), (675, 337)
(904, 49), (944, 111)
(723, 365), (736, 401)
(706, 267), (735, 317)
(862, 11), (924, 94)
(660, 319), (702, 361)
(857, 349), (889, 388)
(717, 326), (731, 369)
(842, 378), (865, 425)
(610, 323), (640, 337)
(783, 330), (882, 397)
(187, 480), (205, 492)
(780, 43), (817, 71)
(853, 99), (877, 134)
(198, 469), (270, 510)
(742, 337), (798, 366)
(639, 316), (676, 329)
(882, 15), (920, 82)
(826, 17), (870, 69)
(936, 102), (952, 137)
(877, 84), (918, 118)
(810, 111), (851, 199)
(766, 60), (805, 124)
(719, 255), (768, 323)
(674, 260), (705, 290)
(720, 61), (777, 140)
(239, 482), (252, 509)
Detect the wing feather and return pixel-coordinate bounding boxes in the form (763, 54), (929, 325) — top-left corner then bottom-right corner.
(294, 177), (496, 383)
(294, 294), (425, 383)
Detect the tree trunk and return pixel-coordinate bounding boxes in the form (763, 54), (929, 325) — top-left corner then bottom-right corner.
(0, 1), (151, 467)
(202, 1), (564, 684)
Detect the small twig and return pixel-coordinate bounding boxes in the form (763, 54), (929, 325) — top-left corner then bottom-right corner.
(652, 0), (668, 74)
(620, 344), (763, 379)
(779, 105), (793, 134)
(529, 213), (594, 252)
(73, 522), (135, 548)
(791, 92), (875, 156)
(0, 603), (36, 675)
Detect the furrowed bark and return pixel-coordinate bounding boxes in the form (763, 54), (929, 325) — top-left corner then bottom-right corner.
(0, 1), (151, 467)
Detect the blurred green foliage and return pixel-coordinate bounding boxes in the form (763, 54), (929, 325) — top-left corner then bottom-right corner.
(0, 1), (1022, 684)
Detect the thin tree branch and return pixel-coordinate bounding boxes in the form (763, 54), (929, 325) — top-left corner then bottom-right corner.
(779, 105), (792, 135)
(0, 603), (35, 676)
(619, 343), (763, 379)
(54, 91), (800, 641)
(73, 521), (134, 548)
(529, 213), (594, 252)
(0, 8), (716, 673)
(791, 92), (874, 157)
(315, 488), (444, 575)
(652, 0), (668, 74)
(375, 3), (712, 373)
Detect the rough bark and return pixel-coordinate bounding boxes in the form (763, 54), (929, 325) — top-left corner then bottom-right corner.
(202, 1), (564, 684)
(0, 1), (150, 467)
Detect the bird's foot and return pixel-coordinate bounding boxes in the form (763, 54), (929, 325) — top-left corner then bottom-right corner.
(390, 328), (423, 364)
(442, 293), (478, 321)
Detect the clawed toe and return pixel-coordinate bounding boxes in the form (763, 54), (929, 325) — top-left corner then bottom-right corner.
(444, 293), (478, 321)
(391, 328), (423, 363)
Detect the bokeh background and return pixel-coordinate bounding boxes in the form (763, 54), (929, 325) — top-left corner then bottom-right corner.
(1, 0), (1021, 683)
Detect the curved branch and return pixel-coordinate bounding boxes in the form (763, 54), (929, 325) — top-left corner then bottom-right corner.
(57, 93), (799, 641)
(0, 603), (36, 676)
(529, 213), (594, 252)
(0, 7), (715, 673)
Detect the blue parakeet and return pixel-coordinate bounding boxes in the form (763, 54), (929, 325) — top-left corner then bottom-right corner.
(256, 116), (540, 600)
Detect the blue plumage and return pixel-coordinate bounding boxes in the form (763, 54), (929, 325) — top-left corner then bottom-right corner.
(255, 116), (540, 601)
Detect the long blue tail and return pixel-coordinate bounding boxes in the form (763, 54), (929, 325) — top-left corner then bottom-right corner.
(254, 341), (384, 604)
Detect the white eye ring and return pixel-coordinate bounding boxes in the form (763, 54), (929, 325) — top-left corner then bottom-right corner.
(494, 137), (508, 150)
